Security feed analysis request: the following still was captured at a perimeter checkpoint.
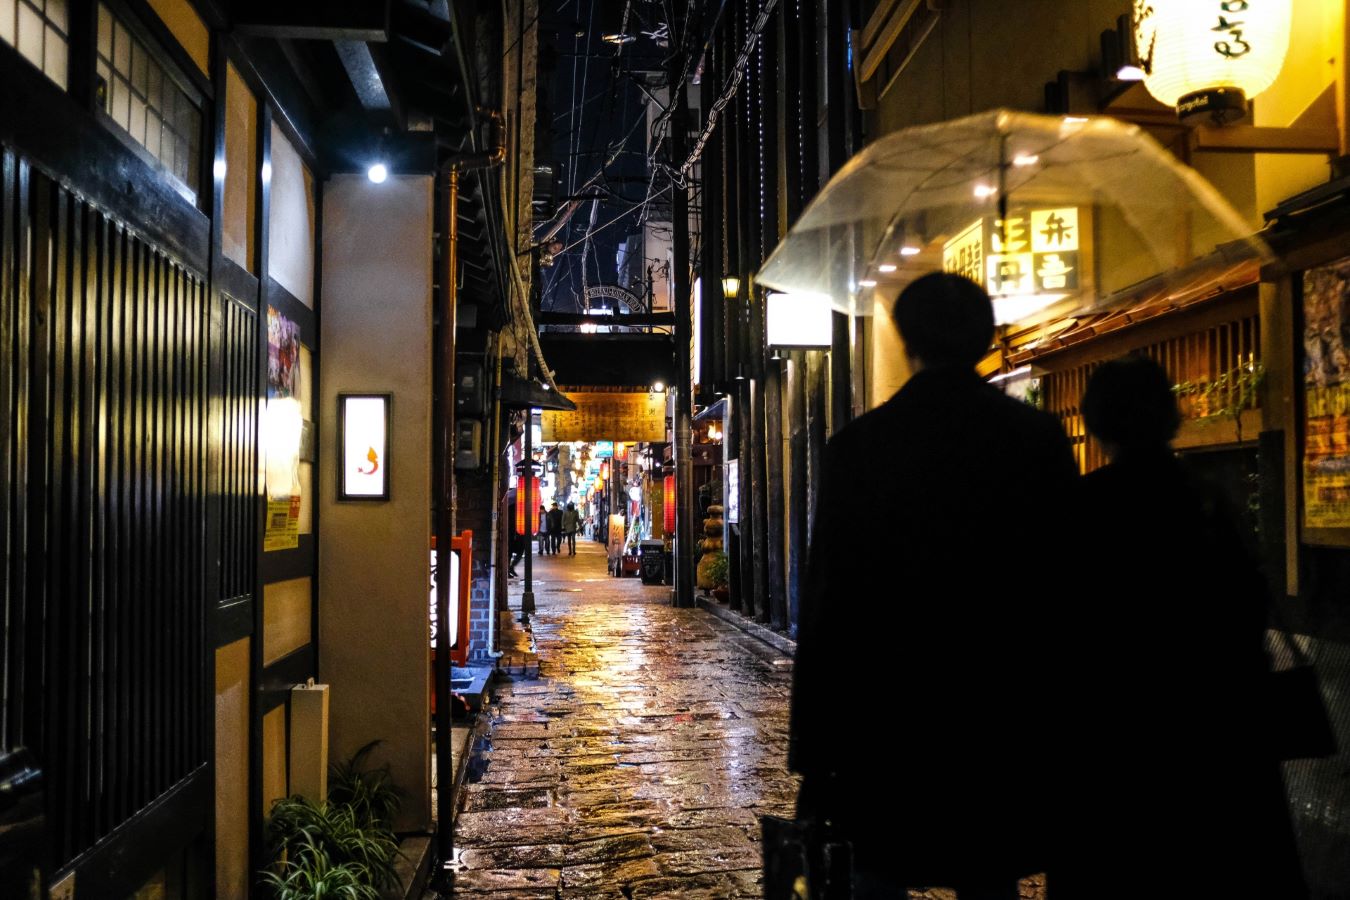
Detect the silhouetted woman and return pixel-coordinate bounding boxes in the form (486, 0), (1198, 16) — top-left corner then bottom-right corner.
(1064, 356), (1305, 897)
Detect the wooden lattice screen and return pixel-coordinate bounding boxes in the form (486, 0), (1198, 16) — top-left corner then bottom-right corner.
(1041, 311), (1262, 473)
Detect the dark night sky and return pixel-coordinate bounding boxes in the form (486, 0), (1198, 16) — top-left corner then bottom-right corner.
(536, 0), (675, 313)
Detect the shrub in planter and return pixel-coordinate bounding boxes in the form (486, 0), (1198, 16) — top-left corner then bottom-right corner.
(262, 740), (404, 897)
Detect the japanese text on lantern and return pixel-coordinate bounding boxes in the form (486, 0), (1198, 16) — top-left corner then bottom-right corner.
(541, 392), (667, 442)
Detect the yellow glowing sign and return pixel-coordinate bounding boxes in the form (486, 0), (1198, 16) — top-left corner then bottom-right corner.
(943, 207), (1084, 299)
(942, 219), (984, 285)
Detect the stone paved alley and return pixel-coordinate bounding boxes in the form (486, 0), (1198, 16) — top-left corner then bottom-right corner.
(449, 539), (800, 898)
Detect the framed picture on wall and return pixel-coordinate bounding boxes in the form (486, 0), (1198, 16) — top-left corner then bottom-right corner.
(1300, 259), (1350, 543)
(338, 393), (391, 501)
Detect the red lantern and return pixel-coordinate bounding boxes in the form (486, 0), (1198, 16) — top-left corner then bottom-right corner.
(663, 475), (676, 535)
(600, 460), (609, 480)
(515, 476), (540, 535)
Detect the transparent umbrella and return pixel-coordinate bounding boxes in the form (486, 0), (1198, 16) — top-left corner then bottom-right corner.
(756, 109), (1270, 324)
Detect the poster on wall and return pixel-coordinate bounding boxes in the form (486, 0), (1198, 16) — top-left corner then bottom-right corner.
(263, 496), (302, 552)
(264, 307), (303, 549)
(1302, 259), (1350, 529)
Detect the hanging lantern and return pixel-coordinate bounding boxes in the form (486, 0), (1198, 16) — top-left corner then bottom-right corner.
(1134, 0), (1291, 125)
(663, 475), (676, 535)
(514, 476), (540, 535)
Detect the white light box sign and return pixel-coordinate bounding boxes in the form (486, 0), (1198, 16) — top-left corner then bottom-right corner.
(338, 394), (391, 501)
(767, 292), (832, 349)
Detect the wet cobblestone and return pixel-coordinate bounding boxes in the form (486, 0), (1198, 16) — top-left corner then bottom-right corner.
(450, 541), (796, 898)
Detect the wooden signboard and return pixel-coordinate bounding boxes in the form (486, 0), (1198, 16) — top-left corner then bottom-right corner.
(541, 391), (666, 442)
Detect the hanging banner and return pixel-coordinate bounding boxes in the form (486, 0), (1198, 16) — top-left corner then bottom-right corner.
(1302, 260), (1350, 529)
(541, 391), (667, 442)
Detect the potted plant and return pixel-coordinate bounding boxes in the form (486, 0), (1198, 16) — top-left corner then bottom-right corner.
(699, 551), (730, 602)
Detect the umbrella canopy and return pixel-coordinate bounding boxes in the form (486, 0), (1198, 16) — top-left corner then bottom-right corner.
(756, 109), (1270, 324)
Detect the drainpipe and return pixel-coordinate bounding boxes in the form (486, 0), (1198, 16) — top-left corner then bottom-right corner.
(434, 109), (506, 872)
(485, 332), (506, 660)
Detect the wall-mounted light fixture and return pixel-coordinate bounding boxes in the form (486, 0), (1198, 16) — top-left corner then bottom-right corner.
(721, 276), (741, 299)
(766, 292), (833, 350)
(338, 393), (391, 500)
(1134, 0), (1292, 125)
(367, 162), (389, 183)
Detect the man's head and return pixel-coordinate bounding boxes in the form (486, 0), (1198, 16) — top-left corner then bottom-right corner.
(1083, 355), (1180, 455)
(892, 272), (995, 371)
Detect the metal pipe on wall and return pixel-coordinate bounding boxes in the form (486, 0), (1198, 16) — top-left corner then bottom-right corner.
(434, 111), (506, 871)
(670, 30), (696, 608)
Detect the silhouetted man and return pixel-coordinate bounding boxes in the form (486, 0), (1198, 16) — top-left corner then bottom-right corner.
(789, 273), (1077, 899)
(547, 502), (564, 554)
(1064, 356), (1307, 898)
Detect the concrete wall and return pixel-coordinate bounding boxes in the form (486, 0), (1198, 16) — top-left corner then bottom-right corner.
(319, 175), (434, 832)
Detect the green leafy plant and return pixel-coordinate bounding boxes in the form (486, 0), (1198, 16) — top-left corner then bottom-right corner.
(265, 797), (400, 894)
(260, 832), (381, 900)
(1172, 359), (1265, 442)
(261, 741), (405, 897)
(706, 551), (730, 589)
(328, 740), (402, 833)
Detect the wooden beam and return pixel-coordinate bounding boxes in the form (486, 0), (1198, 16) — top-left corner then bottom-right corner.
(1190, 125), (1340, 155)
(538, 312), (676, 327)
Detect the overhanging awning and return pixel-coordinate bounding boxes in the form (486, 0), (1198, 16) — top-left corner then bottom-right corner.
(694, 397), (726, 422)
(498, 374), (576, 411)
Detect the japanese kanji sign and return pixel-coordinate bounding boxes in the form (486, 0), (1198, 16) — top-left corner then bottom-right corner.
(541, 391), (667, 442)
(943, 207), (1086, 299)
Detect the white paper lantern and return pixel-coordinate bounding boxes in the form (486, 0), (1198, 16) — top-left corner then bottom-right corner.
(1134, 0), (1291, 123)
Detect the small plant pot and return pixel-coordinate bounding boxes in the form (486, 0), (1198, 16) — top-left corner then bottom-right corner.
(712, 586), (730, 603)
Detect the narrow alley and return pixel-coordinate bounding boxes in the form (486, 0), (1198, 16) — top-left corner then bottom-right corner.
(450, 541), (799, 899)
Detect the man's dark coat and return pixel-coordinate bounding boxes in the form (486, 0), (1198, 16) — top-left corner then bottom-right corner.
(789, 367), (1077, 882)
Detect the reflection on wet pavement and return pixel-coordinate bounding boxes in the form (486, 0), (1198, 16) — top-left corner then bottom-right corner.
(450, 540), (798, 898)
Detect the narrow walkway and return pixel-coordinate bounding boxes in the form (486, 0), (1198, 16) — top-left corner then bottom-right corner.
(450, 539), (799, 899)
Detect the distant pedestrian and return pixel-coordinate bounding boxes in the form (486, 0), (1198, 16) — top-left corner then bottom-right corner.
(789, 273), (1077, 899)
(537, 505), (550, 555)
(1059, 355), (1306, 898)
(506, 492), (523, 577)
(547, 502), (564, 554)
(562, 502), (580, 555)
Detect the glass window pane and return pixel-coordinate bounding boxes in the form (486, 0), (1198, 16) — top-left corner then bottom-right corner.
(46, 0), (65, 33)
(96, 59), (110, 108)
(176, 93), (197, 138)
(1, 0), (17, 46)
(96, 3), (110, 56)
(160, 130), (174, 174)
(17, 1), (42, 64)
(144, 111), (161, 158)
(112, 75), (130, 129)
(130, 42), (147, 96)
(146, 61), (161, 112)
(44, 24), (65, 88)
(129, 94), (146, 144)
(112, 21), (128, 72)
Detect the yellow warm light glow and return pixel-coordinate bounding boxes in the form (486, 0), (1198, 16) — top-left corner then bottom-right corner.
(1136, 0), (1291, 108)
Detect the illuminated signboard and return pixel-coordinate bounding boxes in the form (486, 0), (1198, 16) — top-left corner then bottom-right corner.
(339, 394), (391, 500)
(943, 207), (1090, 324)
